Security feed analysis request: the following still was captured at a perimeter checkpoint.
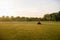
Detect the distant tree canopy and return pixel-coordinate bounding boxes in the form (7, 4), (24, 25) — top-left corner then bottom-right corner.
(0, 16), (41, 21)
(0, 11), (60, 22)
(43, 11), (60, 21)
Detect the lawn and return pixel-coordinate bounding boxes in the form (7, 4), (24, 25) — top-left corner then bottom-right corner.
(0, 21), (60, 40)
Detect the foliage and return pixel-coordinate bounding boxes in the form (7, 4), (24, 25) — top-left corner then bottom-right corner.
(0, 11), (60, 21)
(43, 11), (60, 21)
(0, 16), (41, 21)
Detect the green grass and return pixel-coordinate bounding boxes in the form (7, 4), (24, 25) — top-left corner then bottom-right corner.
(0, 21), (60, 40)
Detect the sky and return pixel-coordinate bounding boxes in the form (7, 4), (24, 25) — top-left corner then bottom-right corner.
(0, 0), (60, 17)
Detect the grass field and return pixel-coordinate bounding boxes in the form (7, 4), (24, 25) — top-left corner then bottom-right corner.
(0, 21), (60, 40)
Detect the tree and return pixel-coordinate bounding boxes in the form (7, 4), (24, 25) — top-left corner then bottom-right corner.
(11, 16), (15, 21)
(1, 16), (6, 21)
(43, 14), (51, 21)
(43, 11), (60, 21)
(15, 16), (20, 21)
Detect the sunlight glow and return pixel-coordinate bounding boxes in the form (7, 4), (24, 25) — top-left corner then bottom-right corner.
(0, 0), (60, 17)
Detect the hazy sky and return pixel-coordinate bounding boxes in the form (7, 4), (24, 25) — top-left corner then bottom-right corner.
(0, 0), (60, 17)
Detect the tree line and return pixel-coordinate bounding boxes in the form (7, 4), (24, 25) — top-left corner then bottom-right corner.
(0, 16), (41, 21)
(43, 11), (60, 21)
(0, 11), (60, 22)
